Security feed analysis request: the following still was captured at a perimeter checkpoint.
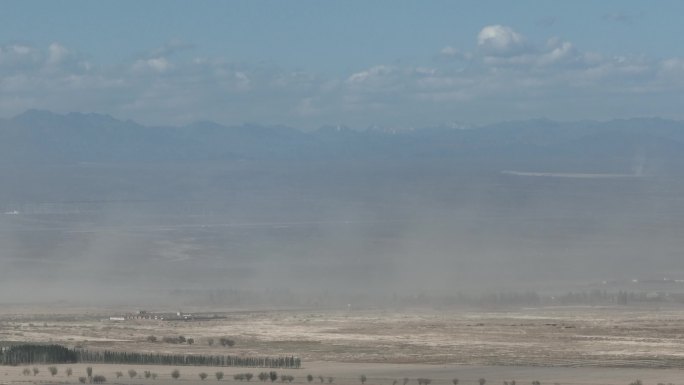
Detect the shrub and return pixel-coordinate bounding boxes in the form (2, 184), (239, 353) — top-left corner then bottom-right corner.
(93, 375), (107, 383)
(22, 368), (31, 376)
(147, 335), (157, 342)
(79, 377), (87, 383)
(216, 372), (224, 381)
(361, 375), (367, 384)
(48, 366), (58, 376)
(87, 367), (93, 378)
(307, 375), (314, 383)
(32, 367), (39, 376)
(116, 372), (123, 378)
(200, 373), (208, 380)
(145, 371), (152, 379)
(67, 368), (73, 377)
(270, 372), (278, 382)
(171, 369), (180, 379)
(129, 369), (138, 379)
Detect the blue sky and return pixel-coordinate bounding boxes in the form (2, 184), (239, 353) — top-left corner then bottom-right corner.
(1, 0), (683, 128)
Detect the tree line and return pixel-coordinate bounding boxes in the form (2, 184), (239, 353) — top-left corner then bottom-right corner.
(0, 344), (300, 368)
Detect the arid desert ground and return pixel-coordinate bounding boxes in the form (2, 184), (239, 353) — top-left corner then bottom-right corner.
(2, 305), (684, 385)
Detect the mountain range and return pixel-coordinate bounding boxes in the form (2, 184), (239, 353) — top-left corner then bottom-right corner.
(2, 110), (684, 173)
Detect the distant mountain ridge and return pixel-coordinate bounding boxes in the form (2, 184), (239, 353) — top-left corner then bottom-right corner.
(1, 110), (684, 170)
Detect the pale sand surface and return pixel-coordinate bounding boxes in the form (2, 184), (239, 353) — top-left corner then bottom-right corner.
(3, 306), (684, 384)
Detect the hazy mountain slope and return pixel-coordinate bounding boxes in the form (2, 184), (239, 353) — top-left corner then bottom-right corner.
(2, 111), (684, 303)
(1, 110), (683, 168)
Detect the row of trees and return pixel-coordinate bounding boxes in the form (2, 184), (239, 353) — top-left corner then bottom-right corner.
(0, 345), (77, 365)
(146, 336), (235, 347)
(147, 335), (195, 345)
(0, 344), (300, 368)
(20, 366), (73, 377)
(77, 350), (300, 368)
(10, 366), (657, 385)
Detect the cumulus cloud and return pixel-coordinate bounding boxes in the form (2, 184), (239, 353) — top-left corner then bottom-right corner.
(133, 57), (171, 73)
(477, 25), (530, 56)
(347, 65), (394, 84)
(47, 43), (69, 65)
(0, 44), (42, 70)
(1, 31), (684, 128)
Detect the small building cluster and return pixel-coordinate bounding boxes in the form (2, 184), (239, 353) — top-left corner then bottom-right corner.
(108, 310), (194, 322)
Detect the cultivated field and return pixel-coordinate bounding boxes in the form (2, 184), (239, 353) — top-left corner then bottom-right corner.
(2, 305), (684, 384)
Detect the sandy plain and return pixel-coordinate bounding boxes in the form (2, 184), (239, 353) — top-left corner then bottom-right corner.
(2, 305), (684, 385)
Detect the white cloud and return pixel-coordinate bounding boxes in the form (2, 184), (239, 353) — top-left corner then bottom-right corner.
(2, 34), (684, 128)
(234, 71), (250, 89)
(146, 57), (170, 72)
(477, 25), (529, 56)
(10, 45), (33, 56)
(47, 43), (68, 65)
(133, 57), (170, 72)
(347, 65), (394, 84)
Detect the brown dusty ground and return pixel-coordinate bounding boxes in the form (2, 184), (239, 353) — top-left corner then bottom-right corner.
(2, 305), (684, 384)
